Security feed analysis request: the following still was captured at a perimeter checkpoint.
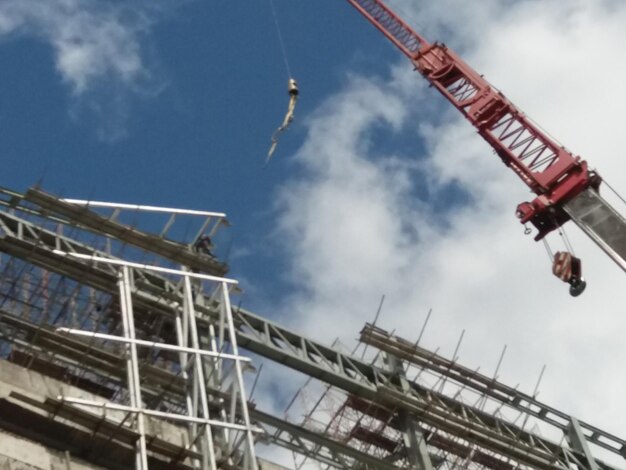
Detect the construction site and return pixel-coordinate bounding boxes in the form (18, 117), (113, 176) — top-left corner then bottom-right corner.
(1, 1), (626, 470)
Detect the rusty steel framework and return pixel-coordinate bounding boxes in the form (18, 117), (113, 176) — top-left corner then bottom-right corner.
(0, 185), (623, 470)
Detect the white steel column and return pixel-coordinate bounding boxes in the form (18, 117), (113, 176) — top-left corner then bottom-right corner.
(183, 273), (218, 470)
(194, 282), (233, 466)
(54, 253), (259, 470)
(221, 282), (258, 470)
(119, 266), (149, 470)
(175, 307), (202, 469)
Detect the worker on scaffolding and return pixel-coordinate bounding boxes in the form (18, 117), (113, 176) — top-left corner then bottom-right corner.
(194, 235), (216, 259)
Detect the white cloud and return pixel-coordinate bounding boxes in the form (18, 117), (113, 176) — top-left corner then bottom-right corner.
(0, 0), (147, 93)
(0, 0), (164, 139)
(265, 0), (626, 465)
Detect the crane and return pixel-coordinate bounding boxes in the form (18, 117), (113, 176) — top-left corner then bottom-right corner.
(346, 0), (626, 295)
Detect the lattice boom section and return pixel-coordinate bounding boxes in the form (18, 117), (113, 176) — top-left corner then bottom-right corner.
(491, 113), (560, 174)
(347, 0), (595, 237)
(416, 44), (585, 196)
(446, 76), (480, 104)
(347, 0), (424, 56)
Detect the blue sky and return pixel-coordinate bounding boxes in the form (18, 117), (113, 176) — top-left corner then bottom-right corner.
(0, 0), (391, 194)
(3, 1), (626, 466)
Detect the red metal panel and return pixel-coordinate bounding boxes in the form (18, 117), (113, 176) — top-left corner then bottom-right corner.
(553, 252), (573, 282)
(345, 0), (600, 238)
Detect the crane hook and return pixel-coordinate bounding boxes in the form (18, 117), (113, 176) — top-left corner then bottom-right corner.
(552, 251), (586, 297)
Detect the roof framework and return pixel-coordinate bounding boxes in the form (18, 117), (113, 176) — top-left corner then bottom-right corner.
(0, 185), (622, 470)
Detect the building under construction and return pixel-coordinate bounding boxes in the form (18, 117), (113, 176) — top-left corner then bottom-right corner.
(0, 184), (623, 470)
(3, 1), (626, 470)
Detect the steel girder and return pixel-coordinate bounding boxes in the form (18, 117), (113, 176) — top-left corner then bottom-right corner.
(359, 324), (626, 461)
(0, 310), (408, 470)
(0, 191), (622, 470)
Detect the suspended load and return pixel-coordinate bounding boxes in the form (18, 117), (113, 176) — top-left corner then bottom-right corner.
(266, 78), (299, 165)
(552, 251), (586, 297)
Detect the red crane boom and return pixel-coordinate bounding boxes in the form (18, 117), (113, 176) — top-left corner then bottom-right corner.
(347, 0), (626, 281)
(347, 0), (597, 239)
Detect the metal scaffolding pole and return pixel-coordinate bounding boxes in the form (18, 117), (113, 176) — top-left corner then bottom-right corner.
(221, 282), (258, 470)
(568, 417), (600, 470)
(183, 273), (218, 470)
(53, 256), (258, 470)
(384, 353), (433, 470)
(119, 266), (149, 470)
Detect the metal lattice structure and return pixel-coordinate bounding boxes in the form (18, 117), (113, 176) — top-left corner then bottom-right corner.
(0, 185), (623, 470)
(346, 0), (626, 279)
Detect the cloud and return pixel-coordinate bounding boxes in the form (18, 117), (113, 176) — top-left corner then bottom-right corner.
(0, 0), (144, 94)
(262, 0), (626, 465)
(0, 0), (168, 140)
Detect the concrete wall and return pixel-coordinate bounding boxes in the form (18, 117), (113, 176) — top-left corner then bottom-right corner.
(0, 430), (104, 470)
(0, 359), (290, 469)
(0, 358), (187, 447)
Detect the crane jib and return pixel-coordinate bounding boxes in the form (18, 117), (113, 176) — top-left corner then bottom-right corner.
(347, 0), (426, 56)
(346, 0), (597, 241)
(565, 189), (626, 274)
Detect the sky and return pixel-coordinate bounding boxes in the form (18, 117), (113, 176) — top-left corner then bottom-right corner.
(1, 0), (626, 467)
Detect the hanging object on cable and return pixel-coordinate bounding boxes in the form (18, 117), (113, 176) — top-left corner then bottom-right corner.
(265, 0), (298, 166)
(552, 251), (586, 297)
(265, 78), (299, 165)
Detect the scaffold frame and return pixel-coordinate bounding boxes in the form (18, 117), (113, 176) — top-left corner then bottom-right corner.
(0, 185), (622, 470)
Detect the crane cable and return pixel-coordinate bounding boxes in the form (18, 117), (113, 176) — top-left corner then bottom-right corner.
(541, 220), (575, 263)
(602, 177), (626, 208)
(542, 238), (553, 260)
(559, 225), (575, 255)
(269, 0), (292, 80)
(266, 0), (299, 166)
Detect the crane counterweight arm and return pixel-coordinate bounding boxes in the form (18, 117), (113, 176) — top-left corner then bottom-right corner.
(346, 0), (599, 240)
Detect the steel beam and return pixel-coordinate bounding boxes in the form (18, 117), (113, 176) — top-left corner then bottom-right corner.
(384, 353), (433, 470)
(0, 313), (406, 470)
(565, 188), (626, 273)
(24, 187), (228, 275)
(359, 323), (626, 459)
(1, 196), (624, 470)
(568, 417), (600, 470)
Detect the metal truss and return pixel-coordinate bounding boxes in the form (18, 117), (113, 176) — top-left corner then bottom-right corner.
(52, 258), (258, 470)
(24, 188), (229, 275)
(0, 187), (413, 470)
(231, 312), (623, 469)
(0, 308), (408, 470)
(0, 186), (624, 470)
(359, 324), (626, 461)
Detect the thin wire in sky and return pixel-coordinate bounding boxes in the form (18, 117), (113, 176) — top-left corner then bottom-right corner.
(269, 0), (293, 79)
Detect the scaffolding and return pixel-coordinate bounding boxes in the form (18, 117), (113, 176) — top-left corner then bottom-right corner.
(279, 321), (626, 470)
(0, 185), (623, 470)
(55, 256), (258, 470)
(0, 187), (257, 469)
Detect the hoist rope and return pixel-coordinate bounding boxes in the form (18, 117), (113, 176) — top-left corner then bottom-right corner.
(542, 238), (553, 260)
(269, 0), (292, 79)
(601, 178), (626, 209)
(559, 226), (575, 255)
